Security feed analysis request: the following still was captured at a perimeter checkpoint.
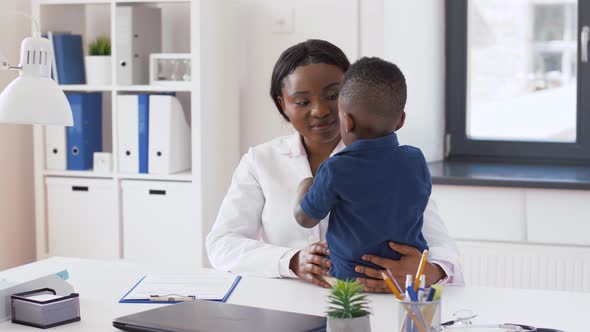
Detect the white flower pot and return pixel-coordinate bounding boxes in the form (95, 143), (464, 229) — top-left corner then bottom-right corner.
(85, 55), (112, 85)
(327, 315), (371, 332)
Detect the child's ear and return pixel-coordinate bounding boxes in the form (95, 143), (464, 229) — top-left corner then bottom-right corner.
(344, 112), (355, 133)
(394, 111), (406, 131)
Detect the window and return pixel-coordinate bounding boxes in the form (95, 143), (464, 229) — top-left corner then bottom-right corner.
(446, 0), (590, 162)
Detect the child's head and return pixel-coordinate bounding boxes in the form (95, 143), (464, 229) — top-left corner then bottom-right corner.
(338, 57), (407, 145)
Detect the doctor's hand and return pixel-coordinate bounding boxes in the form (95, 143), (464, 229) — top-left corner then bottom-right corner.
(289, 241), (332, 289)
(354, 242), (446, 293)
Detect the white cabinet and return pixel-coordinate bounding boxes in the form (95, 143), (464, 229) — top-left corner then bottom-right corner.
(46, 177), (119, 259)
(458, 240), (590, 292)
(433, 184), (590, 292)
(431, 185), (526, 241)
(526, 189), (590, 246)
(122, 180), (201, 265)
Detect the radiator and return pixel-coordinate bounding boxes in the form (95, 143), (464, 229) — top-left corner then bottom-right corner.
(457, 241), (590, 292)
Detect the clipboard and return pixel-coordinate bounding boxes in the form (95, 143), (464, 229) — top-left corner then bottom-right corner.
(119, 273), (241, 304)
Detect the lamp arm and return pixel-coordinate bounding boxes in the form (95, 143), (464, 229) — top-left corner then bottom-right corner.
(0, 10), (41, 70)
(0, 52), (9, 70)
(0, 51), (23, 71)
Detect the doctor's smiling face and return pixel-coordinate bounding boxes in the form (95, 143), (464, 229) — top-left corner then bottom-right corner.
(277, 63), (344, 146)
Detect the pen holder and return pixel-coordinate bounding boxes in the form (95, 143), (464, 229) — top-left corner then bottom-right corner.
(395, 299), (441, 332)
(11, 288), (80, 329)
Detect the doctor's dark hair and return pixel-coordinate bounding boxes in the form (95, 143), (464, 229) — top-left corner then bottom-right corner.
(270, 39), (350, 121)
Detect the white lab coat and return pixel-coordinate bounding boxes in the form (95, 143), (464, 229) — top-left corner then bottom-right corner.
(206, 133), (464, 284)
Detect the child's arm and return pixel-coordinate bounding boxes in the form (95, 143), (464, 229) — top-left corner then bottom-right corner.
(294, 161), (338, 229)
(294, 177), (321, 228)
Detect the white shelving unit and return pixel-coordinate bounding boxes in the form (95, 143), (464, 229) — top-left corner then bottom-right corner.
(32, 0), (239, 267)
(115, 85), (192, 92)
(43, 170), (114, 178)
(59, 84), (113, 91)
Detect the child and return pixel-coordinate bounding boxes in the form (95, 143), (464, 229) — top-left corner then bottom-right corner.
(293, 57), (431, 281)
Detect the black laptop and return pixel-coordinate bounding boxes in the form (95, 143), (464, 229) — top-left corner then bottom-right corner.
(113, 300), (326, 332)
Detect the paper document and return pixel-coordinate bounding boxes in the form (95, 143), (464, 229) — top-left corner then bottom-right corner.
(25, 294), (63, 302)
(121, 272), (240, 303)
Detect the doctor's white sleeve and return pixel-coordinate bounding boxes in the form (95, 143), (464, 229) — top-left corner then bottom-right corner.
(422, 198), (465, 285)
(206, 150), (295, 278)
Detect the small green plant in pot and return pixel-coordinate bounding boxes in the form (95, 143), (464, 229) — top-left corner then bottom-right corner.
(89, 36), (111, 56)
(85, 36), (111, 85)
(326, 279), (371, 332)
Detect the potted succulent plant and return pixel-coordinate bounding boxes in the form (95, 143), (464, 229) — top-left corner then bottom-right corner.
(326, 279), (371, 332)
(85, 36), (111, 85)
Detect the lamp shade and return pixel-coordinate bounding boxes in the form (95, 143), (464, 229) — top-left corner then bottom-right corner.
(0, 36), (73, 126)
(0, 75), (72, 125)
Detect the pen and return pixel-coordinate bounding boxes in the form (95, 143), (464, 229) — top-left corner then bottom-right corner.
(430, 284), (444, 301)
(426, 287), (435, 302)
(406, 286), (419, 302)
(380, 271), (403, 300)
(405, 274), (413, 296)
(149, 294), (196, 302)
(418, 275), (425, 302)
(385, 268), (403, 295)
(404, 274), (413, 332)
(413, 249), (428, 292)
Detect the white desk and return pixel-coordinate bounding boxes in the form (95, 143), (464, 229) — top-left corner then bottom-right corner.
(0, 257), (585, 331)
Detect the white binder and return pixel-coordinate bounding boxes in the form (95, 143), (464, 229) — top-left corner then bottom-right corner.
(149, 95), (191, 175)
(116, 6), (162, 85)
(117, 95), (139, 173)
(45, 125), (66, 170)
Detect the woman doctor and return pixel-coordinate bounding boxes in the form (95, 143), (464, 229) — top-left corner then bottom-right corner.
(206, 39), (464, 292)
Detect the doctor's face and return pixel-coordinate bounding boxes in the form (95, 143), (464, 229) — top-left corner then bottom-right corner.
(278, 63), (343, 145)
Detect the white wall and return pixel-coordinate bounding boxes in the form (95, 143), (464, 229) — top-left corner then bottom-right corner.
(383, 1), (445, 162)
(0, 0), (36, 270)
(238, 0), (360, 154)
(238, 0), (445, 162)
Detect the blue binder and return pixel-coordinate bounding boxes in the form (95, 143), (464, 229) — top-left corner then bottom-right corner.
(52, 34), (86, 84)
(138, 94), (149, 174)
(66, 93), (102, 170)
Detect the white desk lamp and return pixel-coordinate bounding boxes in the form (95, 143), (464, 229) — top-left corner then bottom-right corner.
(0, 11), (72, 126)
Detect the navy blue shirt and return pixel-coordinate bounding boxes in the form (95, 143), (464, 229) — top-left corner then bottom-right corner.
(300, 132), (431, 280)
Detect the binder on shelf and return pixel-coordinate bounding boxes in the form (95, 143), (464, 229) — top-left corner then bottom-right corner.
(52, 33), (85, 85)
(117, 95), (139, 173)
(45, 126), (66, 170)
(116, 6), (162, 85)
(66, 93), (103, 170)
(41, 31), (68, 83)
(149, 95), (191, 175)
(138, 94), (149, 174)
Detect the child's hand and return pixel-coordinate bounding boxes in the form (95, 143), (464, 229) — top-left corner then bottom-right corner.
(296, 177), (314, 193)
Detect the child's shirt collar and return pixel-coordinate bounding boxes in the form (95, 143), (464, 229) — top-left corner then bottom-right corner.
(337, 132), (399, 155)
